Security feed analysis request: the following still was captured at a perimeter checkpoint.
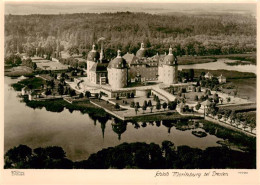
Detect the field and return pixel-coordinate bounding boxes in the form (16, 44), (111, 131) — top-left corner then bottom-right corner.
(227, 78), (256, 102)
(186, 69), (256, 79)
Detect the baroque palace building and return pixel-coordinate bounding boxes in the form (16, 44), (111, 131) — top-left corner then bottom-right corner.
(86, 42), (178, 89)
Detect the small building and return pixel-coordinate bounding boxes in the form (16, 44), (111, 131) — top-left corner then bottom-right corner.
(218, 74), (226, 84)
(205, 72), (213, 79)
(89, 63), (108, 85)
(21, 87), (31, 96)
(28, 91), (39, 101)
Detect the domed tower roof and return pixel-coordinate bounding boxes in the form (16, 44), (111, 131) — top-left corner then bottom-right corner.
(163, 47), (177, 66)
(136, 42), (147, 58)
(108, 50), (128, 69)
(87, 44), (99, 61)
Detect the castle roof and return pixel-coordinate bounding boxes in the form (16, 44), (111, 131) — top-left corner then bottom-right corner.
(90, 62), (108, 72)
(108, 50), (128, 69)
(136, 42), (147, 58)
(123, 53), (138, 65)
(163, 47), (177, 66)
(87, 44), (99, 62)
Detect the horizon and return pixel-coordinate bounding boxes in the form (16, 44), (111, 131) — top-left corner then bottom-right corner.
(4, 2), (256, 16)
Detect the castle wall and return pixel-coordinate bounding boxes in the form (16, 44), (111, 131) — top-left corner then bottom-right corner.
(87, 60), (95, 78)
(108, 68), (127, 89)
(158, 66), (163, 82)
(162, 65), (178, 85)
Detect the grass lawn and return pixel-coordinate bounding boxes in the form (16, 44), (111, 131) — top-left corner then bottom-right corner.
(91, 99), (127, 111)
(110, 96), (166, 108)
(183, 91), (205, 104)
(131, 112), (200, 122)
(5, 66), (34, 77)
(227, 78), (256, 102)
(218, 104), (256, 113)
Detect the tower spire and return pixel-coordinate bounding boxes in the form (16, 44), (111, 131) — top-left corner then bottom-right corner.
(117, 50), (121, 58)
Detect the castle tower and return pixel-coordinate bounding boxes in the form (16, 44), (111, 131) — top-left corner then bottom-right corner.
(107, 50), (128, 89)
(158, 47), (178, 85)
(87, 44), (99, 78)
(136, 42), (147, 58)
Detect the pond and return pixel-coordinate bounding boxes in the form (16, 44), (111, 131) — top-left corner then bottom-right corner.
(4, 77), (223, 161)
(179, 58), (256, 74)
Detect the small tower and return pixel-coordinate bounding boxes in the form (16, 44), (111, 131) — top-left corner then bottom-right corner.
(87, 44), (99, 78)
(136, 42), (147, 58)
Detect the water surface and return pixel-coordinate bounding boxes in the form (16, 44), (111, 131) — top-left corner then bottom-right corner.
(4, 77), (222, 161)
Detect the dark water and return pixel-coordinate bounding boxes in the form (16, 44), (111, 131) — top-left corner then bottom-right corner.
(4, 77), (222, 161)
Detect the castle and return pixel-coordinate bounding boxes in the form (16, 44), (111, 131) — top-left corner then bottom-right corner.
(86, 43), (178, 89)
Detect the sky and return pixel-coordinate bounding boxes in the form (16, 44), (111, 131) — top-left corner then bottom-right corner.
(4, 1), (257, 16)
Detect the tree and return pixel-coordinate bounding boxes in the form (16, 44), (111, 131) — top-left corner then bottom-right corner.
(85, 91), (91, 98)
(79, 93), (84, 98)
(189, 69), (194, 81)
(45, 88), (51, 96)
(143, 100), (148, 107)
(115, 103), (120, 110)
(162, 102), (167, 111)
(142, 104), (147, 113)
(148, 100), (152, 107)
(195, 103), (201, 110)
(32, 62), (37, 70)
(249, 118), (256, 133)
(150, 106), (153, 113)
(226, 97), (231, 103)
(130, 92), (135, 98)
(69, 89), (76, 97)
(146, 92), (151, 98)
(224, 110), (231, 121)
(168, 101), (177, 110)
(135, 102), (140, 108)
(217, 114), (222, 120)
(220, 98), (223, 104)
(156, 101), (161, 111)
(135, 106), (139, 115)
(57, 83), (64, 95)
(194, 95), (199, 101)
(98, 93), (102, 101)
(4, 145), (32, 168)
(130, 101), (135, 108)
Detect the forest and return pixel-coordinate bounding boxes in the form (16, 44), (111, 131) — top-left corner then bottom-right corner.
(5, 12), (256, 59)
(4, 141), (255, 169)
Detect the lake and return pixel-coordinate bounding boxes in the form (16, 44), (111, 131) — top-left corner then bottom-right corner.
(4, 77), (222, 161)
(179, 59), (256, 74)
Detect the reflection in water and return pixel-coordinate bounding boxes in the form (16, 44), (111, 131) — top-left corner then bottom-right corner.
(5, 77), (223, 161)
(162, 120), (175, 133)
(111, 118), (127, 140)
(156, 121), (161, 127)
(141, 122), (147, 128)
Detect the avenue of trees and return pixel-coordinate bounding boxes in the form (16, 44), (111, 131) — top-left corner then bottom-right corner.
(4, 141), (255, 169)
(5, 12), (256, 59)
